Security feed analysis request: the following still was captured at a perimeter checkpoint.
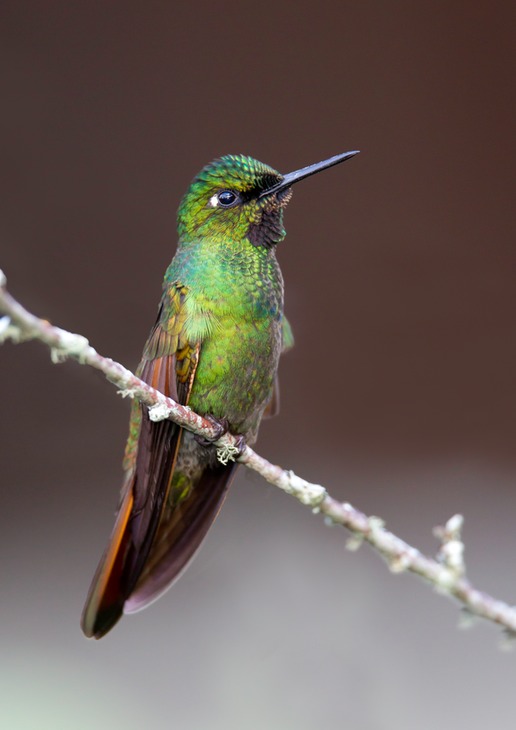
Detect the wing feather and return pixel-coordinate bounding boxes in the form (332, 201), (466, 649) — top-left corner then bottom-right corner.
(81, 284), (194, 638)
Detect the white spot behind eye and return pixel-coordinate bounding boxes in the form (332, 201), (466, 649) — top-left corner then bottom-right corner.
(208, 194), (219, 208)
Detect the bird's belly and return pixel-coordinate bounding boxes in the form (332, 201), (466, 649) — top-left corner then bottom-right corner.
(188, 317), (281, 439)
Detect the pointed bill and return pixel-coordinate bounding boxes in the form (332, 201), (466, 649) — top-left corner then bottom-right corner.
(260, 150), (360, 198)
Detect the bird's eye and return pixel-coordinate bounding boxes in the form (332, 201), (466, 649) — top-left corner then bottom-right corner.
(217, 190), (238, 208)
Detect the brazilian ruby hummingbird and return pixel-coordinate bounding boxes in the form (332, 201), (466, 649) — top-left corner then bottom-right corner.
(81, 150), (359, 638)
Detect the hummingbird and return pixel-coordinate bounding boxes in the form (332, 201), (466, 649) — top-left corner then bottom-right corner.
(81, 150), (359, 638)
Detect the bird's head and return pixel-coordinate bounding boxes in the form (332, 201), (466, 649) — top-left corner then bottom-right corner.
(177, 151), (359, 249)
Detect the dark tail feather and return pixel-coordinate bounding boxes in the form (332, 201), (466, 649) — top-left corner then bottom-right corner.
(81, 412), (181, 639)
(80, 480), (135, 639)
(124, 462), (238, 614)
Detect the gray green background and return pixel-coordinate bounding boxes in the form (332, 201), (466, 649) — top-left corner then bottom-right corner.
(1, 2), (516, 728)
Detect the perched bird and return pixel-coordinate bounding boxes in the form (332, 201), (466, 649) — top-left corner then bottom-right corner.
(81, 150), (358, 638)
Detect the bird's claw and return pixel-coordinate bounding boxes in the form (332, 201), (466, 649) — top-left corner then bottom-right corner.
(195, 415), (230, 447)
(232, 434), (246, 456)
(195, 416), (246, 461)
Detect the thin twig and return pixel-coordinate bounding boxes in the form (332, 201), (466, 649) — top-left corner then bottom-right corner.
(1, 269), (515, 637)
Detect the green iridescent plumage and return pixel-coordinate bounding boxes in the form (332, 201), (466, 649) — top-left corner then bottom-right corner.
(123, 155), (292, 477)
(82, 150), (358, 638)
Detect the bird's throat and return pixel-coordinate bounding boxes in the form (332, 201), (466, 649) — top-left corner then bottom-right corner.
(246, 204), (287, 249)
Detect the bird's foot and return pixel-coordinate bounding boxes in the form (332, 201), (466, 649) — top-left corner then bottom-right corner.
(195, 415), (246, 463)
(194, 415), (230, 447)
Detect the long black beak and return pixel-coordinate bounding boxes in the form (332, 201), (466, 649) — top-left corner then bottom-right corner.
(260, 150), (359, 198)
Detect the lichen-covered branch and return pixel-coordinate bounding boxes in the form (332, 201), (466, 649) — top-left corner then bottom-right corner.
(1, 269), (515, 637)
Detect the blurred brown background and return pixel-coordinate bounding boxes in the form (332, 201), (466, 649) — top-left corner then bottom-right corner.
(1, 2), (516, 728)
